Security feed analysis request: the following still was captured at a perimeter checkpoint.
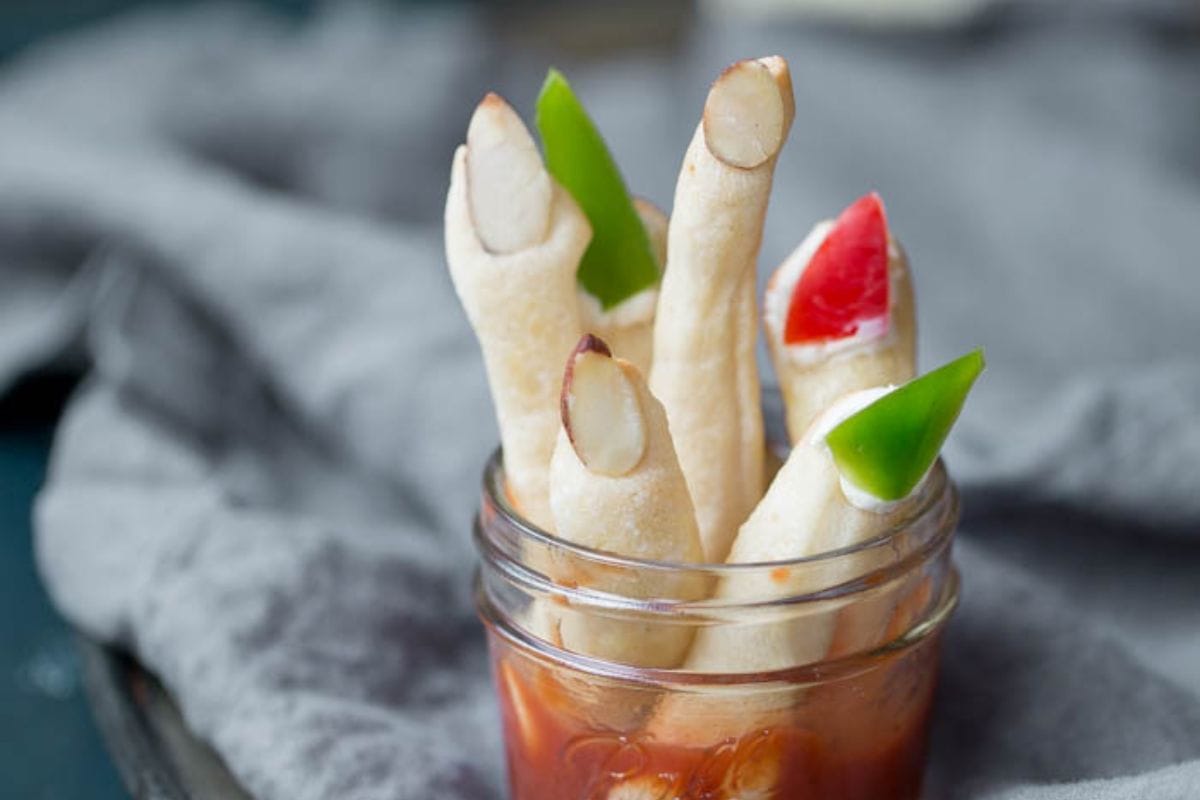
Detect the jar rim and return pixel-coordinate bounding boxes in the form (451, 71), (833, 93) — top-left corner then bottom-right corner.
(480, 446), (957, 574)
(475, 566), (960, 687)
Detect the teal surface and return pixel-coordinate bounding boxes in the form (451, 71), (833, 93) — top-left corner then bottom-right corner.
(0, 423), (126, 798)
(0, 1), (316, 58)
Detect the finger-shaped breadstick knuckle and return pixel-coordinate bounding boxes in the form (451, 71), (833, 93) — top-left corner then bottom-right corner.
(561, 335), (647, 477)
(466, 92), (553, 254)
(703, 59), (789, 169)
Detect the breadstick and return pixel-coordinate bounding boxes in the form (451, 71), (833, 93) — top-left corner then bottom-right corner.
(444, 93), (591, 529)
(684, 388), (903, 675)
(652, 352), (983, 746)
(764, 192), (916, 443)
(548, 335), (707, 668)
(650, 56), (794, 562)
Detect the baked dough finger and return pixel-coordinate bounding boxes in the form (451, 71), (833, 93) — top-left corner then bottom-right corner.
(684, 388), (904, 675)
(444, 93), (591, 529)
(649, 56), (795, 562)
(650, 352), (983, 747)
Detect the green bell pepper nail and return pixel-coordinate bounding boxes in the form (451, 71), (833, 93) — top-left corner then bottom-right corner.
(826, 349), (986, 501)
(536, 68), (659, 310)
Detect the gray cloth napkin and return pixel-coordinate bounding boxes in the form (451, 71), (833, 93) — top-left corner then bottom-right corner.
(4, 3), (1198, 798)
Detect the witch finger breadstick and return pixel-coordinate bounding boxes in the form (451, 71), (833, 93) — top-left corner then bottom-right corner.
(646, 353), (982, 760)
(686, 350), (983, 674)
(444, 93), (592, 530)
(764, 192), (917, 443)
(547, 335), (707, 668)
(650, 56), (795, 562)
(536, 69), (666, 375)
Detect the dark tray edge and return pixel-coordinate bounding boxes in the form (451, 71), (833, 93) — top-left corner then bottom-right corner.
(78, 635), (252, 800)
(78, 636), (191, 799)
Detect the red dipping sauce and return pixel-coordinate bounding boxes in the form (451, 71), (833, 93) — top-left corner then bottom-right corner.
(487, 622), (944, 800)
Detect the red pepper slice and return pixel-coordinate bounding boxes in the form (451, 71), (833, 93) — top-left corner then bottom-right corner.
(784, 192), (889, 345)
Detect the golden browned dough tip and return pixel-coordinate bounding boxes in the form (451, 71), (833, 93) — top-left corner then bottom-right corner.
(466, 92), (553, 253)
(702, 58), (788, 169)
(560, 334), (646, 477)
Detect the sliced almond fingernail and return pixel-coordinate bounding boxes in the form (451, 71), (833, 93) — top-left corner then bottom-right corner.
(702, 59), (787, 170)
(561, 335), (647, 476)
(466, 93), (553, 253)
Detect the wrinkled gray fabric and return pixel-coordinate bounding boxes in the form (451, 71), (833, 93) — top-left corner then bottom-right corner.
(4, 3), (1198, 798)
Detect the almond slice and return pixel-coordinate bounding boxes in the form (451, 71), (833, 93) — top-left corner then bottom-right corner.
(466, 93), (553, 253)
(561, 335), (647, 476)
(703, 59), (787, 169)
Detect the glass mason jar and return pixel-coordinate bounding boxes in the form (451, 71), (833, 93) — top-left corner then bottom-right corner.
(474, 449), (960, 800)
